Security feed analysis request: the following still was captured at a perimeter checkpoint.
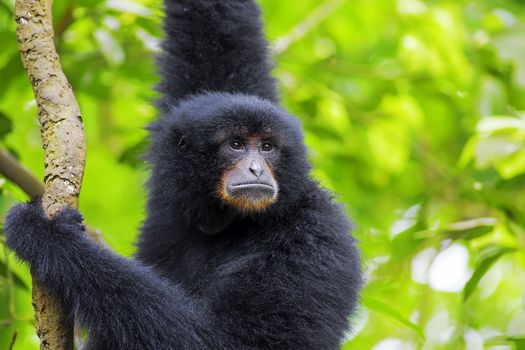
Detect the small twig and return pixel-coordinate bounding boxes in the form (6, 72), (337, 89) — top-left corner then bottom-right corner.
(8, 331), (18, 350)
(273, 0), (347, 56)
(0, 148), (44, 198)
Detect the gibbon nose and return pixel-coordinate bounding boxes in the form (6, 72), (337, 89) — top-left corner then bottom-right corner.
(249, 160), (264, 178)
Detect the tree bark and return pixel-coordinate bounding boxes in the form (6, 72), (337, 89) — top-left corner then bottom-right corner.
(15, 0), (86, 349)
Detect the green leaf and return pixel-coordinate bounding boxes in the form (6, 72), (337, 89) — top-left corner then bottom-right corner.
(463, 246), (515, 301)
(475, 136), (522, 168)
(361, 296), (425, 340)
(495, 147), (525, 179)
(477, 115), (525, 134)
(485, 335), (525, 349)
(444, 217), (496, 240)
(391, 226), (425, 261)
(458, 136), (479, 168)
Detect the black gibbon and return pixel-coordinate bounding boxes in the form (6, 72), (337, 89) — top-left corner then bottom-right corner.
(5, 1), (363, 348)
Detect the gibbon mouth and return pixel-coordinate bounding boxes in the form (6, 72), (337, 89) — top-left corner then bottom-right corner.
(227, 182), (277, 197)
(229, 183), (274, 190)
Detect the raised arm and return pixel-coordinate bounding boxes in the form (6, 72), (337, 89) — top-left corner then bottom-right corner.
(157, 0), (279, 110)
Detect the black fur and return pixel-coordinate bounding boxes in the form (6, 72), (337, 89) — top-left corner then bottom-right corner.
(157, 0), (279, 111)
(4, 1), (362, 349)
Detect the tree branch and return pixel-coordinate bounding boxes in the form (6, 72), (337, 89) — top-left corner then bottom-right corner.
(0, 148), (103, 242)
(15, 0), (87, 348)
(0, 148), (44, 198)
(273, 0), (347, 56)
(8, 331), (17, 350)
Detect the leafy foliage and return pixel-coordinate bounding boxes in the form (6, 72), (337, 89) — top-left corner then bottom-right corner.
(0, 0), (524, 349)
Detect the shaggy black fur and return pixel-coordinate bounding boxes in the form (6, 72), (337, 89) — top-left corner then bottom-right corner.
(4, 0), (363, 349)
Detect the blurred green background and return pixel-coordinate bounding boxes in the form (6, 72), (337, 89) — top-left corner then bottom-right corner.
(1, 0), (525, 349)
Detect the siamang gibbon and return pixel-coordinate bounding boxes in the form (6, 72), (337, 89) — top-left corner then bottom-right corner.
(5, 0), (363, 349)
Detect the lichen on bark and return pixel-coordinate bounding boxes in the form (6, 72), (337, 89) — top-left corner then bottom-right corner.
(15, 0), (87, 349)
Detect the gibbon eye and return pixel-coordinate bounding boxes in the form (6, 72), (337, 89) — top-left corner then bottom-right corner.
(229, 140), (244, 150)
(261, 142), (273, 152)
